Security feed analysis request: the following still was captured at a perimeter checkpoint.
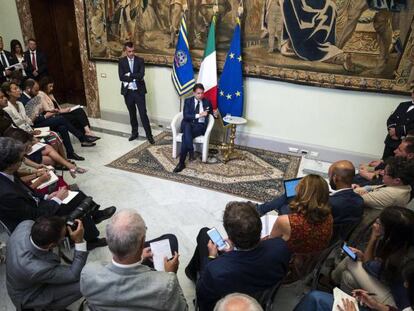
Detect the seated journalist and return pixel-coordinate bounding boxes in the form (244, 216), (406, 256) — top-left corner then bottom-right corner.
(257, 160), (363, 227)
(0, 137), (115, 249)
(81, 209), (188, 311)
(185, 201), (291, 311)
(6, 217), (87, 310)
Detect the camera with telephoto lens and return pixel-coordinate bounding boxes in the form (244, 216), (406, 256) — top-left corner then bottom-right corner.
(66, 196), (97, 230)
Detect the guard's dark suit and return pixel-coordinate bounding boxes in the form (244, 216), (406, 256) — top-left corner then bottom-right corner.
(118, 55), (152, 139)
(383, 100), (414, 159)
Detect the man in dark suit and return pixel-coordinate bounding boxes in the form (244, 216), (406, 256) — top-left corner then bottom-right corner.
(185, 201), (291, 311)
(0, 137), (115, 249)
(19, 78), (35, 106)
(6, 217), (87, 310)
(257, 160), (363, 225)
(173, 83), (217, 173)
(383, 91), (414, 159)
(23, 38), (48, 80)
(118, 41), (154, 143)
(327, 160), (364, 224)
(0, 35), (18, 85)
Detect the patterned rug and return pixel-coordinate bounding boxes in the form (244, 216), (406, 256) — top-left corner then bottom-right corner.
(107, 132), (301, 202)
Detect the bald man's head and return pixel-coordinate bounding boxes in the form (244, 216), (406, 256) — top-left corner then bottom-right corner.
(106, 209), (146, 262)
(214, 293), (263, 311)
(328, 160), (355, 190)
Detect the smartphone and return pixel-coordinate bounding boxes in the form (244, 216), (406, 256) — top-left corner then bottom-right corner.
(342, 242), (357, 261)
(207, 227), (229, 251)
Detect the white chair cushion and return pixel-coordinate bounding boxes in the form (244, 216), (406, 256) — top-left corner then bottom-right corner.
(175, 133), (205, 143)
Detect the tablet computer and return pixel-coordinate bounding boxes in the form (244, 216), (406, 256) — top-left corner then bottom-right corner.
(283, 177), (302, 199)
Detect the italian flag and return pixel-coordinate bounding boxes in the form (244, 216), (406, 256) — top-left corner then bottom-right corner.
(197, 15), (217, 109)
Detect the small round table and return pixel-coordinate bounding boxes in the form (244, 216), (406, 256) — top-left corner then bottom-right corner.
(220, 116), (247, 163)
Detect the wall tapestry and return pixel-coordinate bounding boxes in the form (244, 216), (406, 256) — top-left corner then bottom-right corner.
(84, 0), (414, 93)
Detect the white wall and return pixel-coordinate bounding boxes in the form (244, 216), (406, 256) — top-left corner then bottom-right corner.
(0, 1), (24, 48)
(96, 62), (407, 157)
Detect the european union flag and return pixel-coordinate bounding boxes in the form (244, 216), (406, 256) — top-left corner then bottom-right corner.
(218, 20), (243, 118)
(172, 15), (195, 96)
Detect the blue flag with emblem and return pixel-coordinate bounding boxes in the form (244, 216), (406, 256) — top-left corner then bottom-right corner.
(172, 15), (195, 96)
(218, 20), (243, 118)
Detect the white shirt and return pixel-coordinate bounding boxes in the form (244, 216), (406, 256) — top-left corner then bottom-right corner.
(23, 91), (31, 99)
(407, 103), (414, 113)
(194, 98), (205, 123)
(330, 187), (352, 196)
(112, 259), (141, 268)
(0, 50), (10, 67)
(30, 50), (37, 68)
(127, 57), (137, 90)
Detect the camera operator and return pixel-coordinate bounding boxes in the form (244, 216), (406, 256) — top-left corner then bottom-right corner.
(0, 137), (116, 250)
(6, 217), (88, 310)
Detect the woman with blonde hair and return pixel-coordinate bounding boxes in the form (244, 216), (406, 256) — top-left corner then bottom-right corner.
(270, 174), (333, 254)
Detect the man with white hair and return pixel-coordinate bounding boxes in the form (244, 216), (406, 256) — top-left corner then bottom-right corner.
(80, 210), (188, 310)
(214, 293), (263, 311)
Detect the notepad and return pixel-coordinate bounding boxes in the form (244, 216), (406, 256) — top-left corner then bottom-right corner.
(150, 239), (172, 271)
(27, 142), (46, 155)
(62, 191), (79, 204)
(34, 127), (50, 132)
(34, 126), (50, 138)
(34, 130), (50, 138)
(69, 105), (84, 112)
(332, 287), (359, 311)
(6, 62), (23, 71)
(32, 171), (59, 189)
(260, 214), (278, 238)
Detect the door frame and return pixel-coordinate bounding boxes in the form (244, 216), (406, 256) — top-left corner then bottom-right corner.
(15, 0), (101, 117)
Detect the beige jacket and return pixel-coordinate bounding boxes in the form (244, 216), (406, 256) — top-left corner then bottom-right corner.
(357, 184), (412, 209)
(4, 101), (33, 132)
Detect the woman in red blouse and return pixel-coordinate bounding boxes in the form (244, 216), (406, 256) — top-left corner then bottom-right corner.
(270, 174), (333, 254)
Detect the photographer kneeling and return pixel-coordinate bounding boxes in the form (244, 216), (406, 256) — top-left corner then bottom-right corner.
(6, 217), (87, 310)
(0, 137), (115, 249)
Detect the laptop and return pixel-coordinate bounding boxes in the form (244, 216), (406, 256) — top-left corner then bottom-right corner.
(283, 177), (303, 199)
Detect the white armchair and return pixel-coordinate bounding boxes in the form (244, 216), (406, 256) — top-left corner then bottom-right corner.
(171, 112), (215, 163)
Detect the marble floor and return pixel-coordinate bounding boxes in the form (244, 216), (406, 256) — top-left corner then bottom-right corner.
(0, 118), (331, 311)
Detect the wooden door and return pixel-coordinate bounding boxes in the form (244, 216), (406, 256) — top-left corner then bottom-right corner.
(29, 0), (86, 106)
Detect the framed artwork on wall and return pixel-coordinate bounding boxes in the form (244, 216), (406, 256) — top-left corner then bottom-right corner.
(84, 0), (414, 94)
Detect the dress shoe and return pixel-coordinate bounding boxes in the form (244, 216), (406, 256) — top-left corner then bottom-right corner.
(81, 142), (96, 147)
(84, 135), (98, 143)
(93, 206), (117, 224)
(173, 162), (185, 173)
(87, 238), (107, 251)
(129, 134), (138, 141)
(85, 135), (101, 142)
(147, 136), (155, 144)
(67, 153), (85, 161)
